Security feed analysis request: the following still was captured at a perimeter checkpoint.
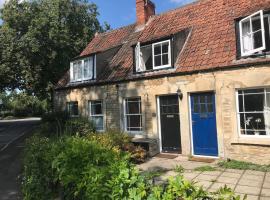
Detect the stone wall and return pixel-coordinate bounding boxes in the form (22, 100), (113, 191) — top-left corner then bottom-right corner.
(54, 64), (270, 164)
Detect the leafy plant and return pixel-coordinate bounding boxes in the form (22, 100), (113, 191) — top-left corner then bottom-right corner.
(174, 165), (184, 173)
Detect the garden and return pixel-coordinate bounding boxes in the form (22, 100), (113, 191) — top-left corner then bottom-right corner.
(22, 112), (246, 200)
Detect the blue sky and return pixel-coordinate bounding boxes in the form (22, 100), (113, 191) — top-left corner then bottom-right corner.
(0, 0), (195, 27)
(91, 0), (195, 29)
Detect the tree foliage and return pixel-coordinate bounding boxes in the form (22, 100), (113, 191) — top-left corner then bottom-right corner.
(0, 0), (109, 98)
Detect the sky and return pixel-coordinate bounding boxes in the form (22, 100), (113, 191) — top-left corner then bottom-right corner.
(91, 0), (195, 29)
(0, 0), (195, 27)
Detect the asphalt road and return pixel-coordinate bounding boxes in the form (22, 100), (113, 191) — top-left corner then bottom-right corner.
(0, 119), (40, 200)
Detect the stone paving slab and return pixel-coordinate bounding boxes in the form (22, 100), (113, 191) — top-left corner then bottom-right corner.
(138, 156), (270, 200)
(235, 185), (261, 196)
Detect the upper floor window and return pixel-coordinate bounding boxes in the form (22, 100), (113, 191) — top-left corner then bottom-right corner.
(66, 101), (79, 117)
(70, 55), (96, 82)
(239, 10), (270, 57)
(237, 88), (270, 137)
(135, 40), (172, 72)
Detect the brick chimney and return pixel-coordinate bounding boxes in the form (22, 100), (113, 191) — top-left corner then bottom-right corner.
(136, 0), (155, 26)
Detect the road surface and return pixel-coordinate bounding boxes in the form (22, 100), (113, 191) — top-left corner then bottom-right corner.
(0, 118), (40, 200)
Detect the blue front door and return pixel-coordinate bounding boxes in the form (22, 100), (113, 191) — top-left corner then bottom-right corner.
(191, 92), (218, 157)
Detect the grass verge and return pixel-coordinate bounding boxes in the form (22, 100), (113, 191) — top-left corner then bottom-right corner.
(194, 165), (217, 172)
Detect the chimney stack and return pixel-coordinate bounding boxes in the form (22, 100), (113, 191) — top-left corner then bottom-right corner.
(136, 0), (155, 26)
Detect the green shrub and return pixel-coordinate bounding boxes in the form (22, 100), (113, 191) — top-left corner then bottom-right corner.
(174, 165), (184, 173)
(22, 134), (246, 200)
(22, 135), (59, 200)
(88, 131), (147, 163)
(64, 117), (95, 136)
(41, 111), (69, 137)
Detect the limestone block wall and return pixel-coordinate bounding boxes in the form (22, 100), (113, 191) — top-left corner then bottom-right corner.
(54, 64), (270, 164)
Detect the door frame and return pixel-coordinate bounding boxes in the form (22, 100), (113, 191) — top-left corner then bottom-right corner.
(157, 94), (181, 153)
(188, 92), (219, 158)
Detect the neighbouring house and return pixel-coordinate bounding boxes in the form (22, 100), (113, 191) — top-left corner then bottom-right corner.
(54, 0), (270, 164)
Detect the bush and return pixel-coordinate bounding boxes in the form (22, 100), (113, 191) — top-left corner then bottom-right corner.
(88, 131), (147, 163)
(22, 135), (246, 200)
(41, 113), (95, 137)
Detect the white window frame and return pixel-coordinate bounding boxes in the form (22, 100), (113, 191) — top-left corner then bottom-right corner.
(236, 88), (270, 138)
(239, 10), (266, 56)
(70, 55), (96, 82)
(67, 101), (79, 117)
(89, 100), (105, 132)
(152, 40), (172, 69)
(124, 97), (143, 134)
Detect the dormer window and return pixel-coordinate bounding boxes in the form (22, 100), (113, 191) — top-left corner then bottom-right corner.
(135, 40), (172, 72)
(239, 10), (270, 57)
(70, 55), (96, 82)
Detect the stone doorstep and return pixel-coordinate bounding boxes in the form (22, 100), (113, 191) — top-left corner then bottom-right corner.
(235, 185), (261, 196)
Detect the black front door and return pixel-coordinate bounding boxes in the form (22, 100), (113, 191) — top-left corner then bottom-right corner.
(159, 95), (181, 153)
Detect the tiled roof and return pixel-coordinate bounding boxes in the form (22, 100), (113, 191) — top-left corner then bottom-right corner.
(56, 0), (270, 89)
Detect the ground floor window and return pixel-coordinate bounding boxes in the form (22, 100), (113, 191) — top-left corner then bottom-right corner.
(66, 101), (79, 117)
(237, 88), (270, 136)
(89, 100), (104, 131)
(124, 97), (142, 132)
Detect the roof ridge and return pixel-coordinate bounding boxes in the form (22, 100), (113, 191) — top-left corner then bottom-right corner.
(97, 23), (136, 37)
(154, 0), (202, 18)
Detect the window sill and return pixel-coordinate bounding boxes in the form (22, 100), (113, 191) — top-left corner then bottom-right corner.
(231, 137), (270, 147)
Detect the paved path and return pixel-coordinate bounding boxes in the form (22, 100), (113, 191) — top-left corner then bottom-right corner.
(0, 119), (40, 200)
(138, 156), (270, 200)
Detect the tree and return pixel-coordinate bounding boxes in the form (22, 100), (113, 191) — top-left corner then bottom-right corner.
(0, 0), (109, 99)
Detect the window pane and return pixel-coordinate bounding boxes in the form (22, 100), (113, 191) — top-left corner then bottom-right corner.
(244, 113), (265, 131)
(127, 115), (141, 130)
(154, 55), (162, 67)
(84, 58), (93, 79)
(91, 101), (102, 115)
(199, 96), (206, 103)
(162, 42), (169, 53)
(67, 102), (78, 116)
(162, 54), (169, 65)
(141, 45), (153, 70)
(243, 89), (264, 94)
(92, 116), (103, 131)
(200, 104), (206, 113)
(242, 20), (252, 53)
(207, 104), (213, 113)
(252, 15), (262, 32)
(244, 93), (264, 112)
(126, 98), (141, 114)
(238, 95), (244, 112)
(253, 30), (263, 49)
(194, 104), (199, 113)
(77, 61), (83, 79)
(154, 44), (161, 55)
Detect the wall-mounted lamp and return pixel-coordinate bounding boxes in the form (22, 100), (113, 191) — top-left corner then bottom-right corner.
(177, 88), (183, 100)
